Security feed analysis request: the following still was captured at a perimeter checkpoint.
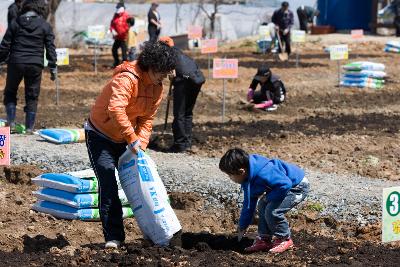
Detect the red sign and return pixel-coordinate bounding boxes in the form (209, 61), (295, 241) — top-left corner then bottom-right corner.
(201, 39), (218, 54)
(213, 59), (238, 79)
(351, 29), (364, 39)
(0, 127), (10, 166)
(188, 26), (203, 39)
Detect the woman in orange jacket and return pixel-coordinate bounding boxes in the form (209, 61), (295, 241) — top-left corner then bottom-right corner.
(85, 41), (177, 249)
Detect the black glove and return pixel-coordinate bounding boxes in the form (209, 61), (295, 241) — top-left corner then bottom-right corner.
(50, 67), (57, 81)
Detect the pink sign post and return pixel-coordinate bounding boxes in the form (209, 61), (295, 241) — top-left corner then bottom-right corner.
(0, 127), (10, 166)
(201, 39), (218, 79)
(351, 29), (364, 39)
(213, 58), (239, 123)
(188, 26), (203, 40)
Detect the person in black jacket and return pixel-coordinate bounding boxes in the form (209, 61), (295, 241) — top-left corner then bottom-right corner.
(148, 2), (161, 42)
(7, 0), (23, 27)
(296, 5), (319, 33)
(159, 36), (205, 153)
(272, 1), (294, 55)
(0, 0), (57, 134)
(247, 67), (286, 111)
(394, 0), (400, 37)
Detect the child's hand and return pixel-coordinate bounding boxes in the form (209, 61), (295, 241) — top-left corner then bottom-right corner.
(237, 227), (246, 242)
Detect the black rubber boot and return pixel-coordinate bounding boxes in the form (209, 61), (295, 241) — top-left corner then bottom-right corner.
(25, 112), (36, 134)
(5, 104), (16, 132)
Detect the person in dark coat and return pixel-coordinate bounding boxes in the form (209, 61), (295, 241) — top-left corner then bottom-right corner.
(148, 2), (161, 42)
(0, 0), (57, 134)
(394, 0), (400, 37)
(247, 67), (286, 112)
(296, 5), (319, 33)
(159, 37), (205, 153)
(7, 0), (22, 27)
(272, 1), (294, 55)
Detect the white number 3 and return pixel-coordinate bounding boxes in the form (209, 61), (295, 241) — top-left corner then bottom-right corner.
(389, 194), (399, 215)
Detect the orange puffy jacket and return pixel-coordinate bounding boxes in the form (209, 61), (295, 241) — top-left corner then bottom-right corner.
(89, 61), (163, 149)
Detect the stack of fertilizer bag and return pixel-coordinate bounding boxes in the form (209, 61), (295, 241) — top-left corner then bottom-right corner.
(341, 61), (386, 89)
(384, 40), (400, 54)
(31, 169), (134, 221)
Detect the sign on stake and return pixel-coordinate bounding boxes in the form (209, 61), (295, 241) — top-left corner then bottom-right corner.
(201, 39), (218, 79)
(213, 58), (239, 123)
(329, 44), (349, 87)
(382, 186), (400, 243)
(0, 127), (10, 166)
(88, 25), (106, 74)
(291, 30), (306, 67)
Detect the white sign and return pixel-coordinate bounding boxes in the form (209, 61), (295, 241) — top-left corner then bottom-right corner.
(382, 186), (400, 243)
(330, 44), (349, 60)
(88, 25), (106, 40)
(44, 48), (69, 67)
(291, 30), (306, 43)
(259, 25), (272, 41)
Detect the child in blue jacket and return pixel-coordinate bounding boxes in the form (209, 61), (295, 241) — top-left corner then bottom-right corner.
(219, 148), (310, 254)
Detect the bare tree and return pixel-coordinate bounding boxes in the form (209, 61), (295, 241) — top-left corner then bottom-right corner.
(198, 0), (223, 38)
(47, 0), (62, 30)
(175, 0), (184, 33)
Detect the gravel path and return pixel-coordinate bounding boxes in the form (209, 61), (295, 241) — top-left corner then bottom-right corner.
(10, 134), (397, 225)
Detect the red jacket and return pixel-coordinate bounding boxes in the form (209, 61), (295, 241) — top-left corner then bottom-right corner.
(110, 11), (130, 41)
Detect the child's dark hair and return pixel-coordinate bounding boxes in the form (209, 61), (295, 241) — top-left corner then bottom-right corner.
(20, 0), (47, 18)
(219, 148), (249, 175)
(137, 41), (177, 73)
(127, 17), (135, 27)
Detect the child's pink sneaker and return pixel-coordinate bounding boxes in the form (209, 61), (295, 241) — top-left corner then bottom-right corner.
(269, 237), (294, 253)
(244, 236), (273, 253)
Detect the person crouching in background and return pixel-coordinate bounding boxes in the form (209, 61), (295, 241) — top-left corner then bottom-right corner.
(247, 67), (286, 111)
(0, 0), (57, 134)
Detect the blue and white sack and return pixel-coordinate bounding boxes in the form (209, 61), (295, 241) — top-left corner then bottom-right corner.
(343, 62), (385, 71)
(31, 173), (98, 193)
(33, 188), (129, 208)
(32, 201), (133, 221)
(118, 150), (181, 246)
(37, 129), (85, 144)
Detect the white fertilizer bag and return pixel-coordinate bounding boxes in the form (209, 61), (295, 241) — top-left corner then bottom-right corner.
(118, 150), (181, 246)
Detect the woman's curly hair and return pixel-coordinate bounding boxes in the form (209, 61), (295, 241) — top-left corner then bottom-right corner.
(138, 41), (177, 73)
(20, 0), (48, 18)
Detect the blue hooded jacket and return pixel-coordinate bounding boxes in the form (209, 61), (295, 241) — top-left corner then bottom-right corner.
(239, 154), (305, 230)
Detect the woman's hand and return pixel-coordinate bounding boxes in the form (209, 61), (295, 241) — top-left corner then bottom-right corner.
(128, 140), (141, 154)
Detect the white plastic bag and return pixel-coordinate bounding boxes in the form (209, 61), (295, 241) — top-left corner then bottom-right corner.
(118, 149), (181, 246)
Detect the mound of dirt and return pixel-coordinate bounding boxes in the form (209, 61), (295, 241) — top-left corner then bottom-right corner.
(1, 165), (42, 184)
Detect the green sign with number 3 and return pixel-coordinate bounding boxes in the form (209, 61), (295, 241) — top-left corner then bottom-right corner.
(382, 187), (400, 243)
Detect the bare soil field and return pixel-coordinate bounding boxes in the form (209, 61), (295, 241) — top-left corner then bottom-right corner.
(0, 35), (399, 266)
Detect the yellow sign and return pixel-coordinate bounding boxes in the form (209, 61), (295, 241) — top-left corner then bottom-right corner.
(56, 48), (69, 66)
(291, 30), (306, 43)
(259, 25), (271, 41)
(382, 186), (400, 243)
(329, 44), (349, 60)
(88, 25), (106, 40)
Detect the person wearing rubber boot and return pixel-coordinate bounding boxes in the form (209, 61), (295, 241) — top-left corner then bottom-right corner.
(0, 0), (57, 134)
(85, 41), (177, 249)
(159, 36), (205, 153)
(247, 67), (286, 111)
(272, 1), (294, 56)
(219, 148), (310, 254)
